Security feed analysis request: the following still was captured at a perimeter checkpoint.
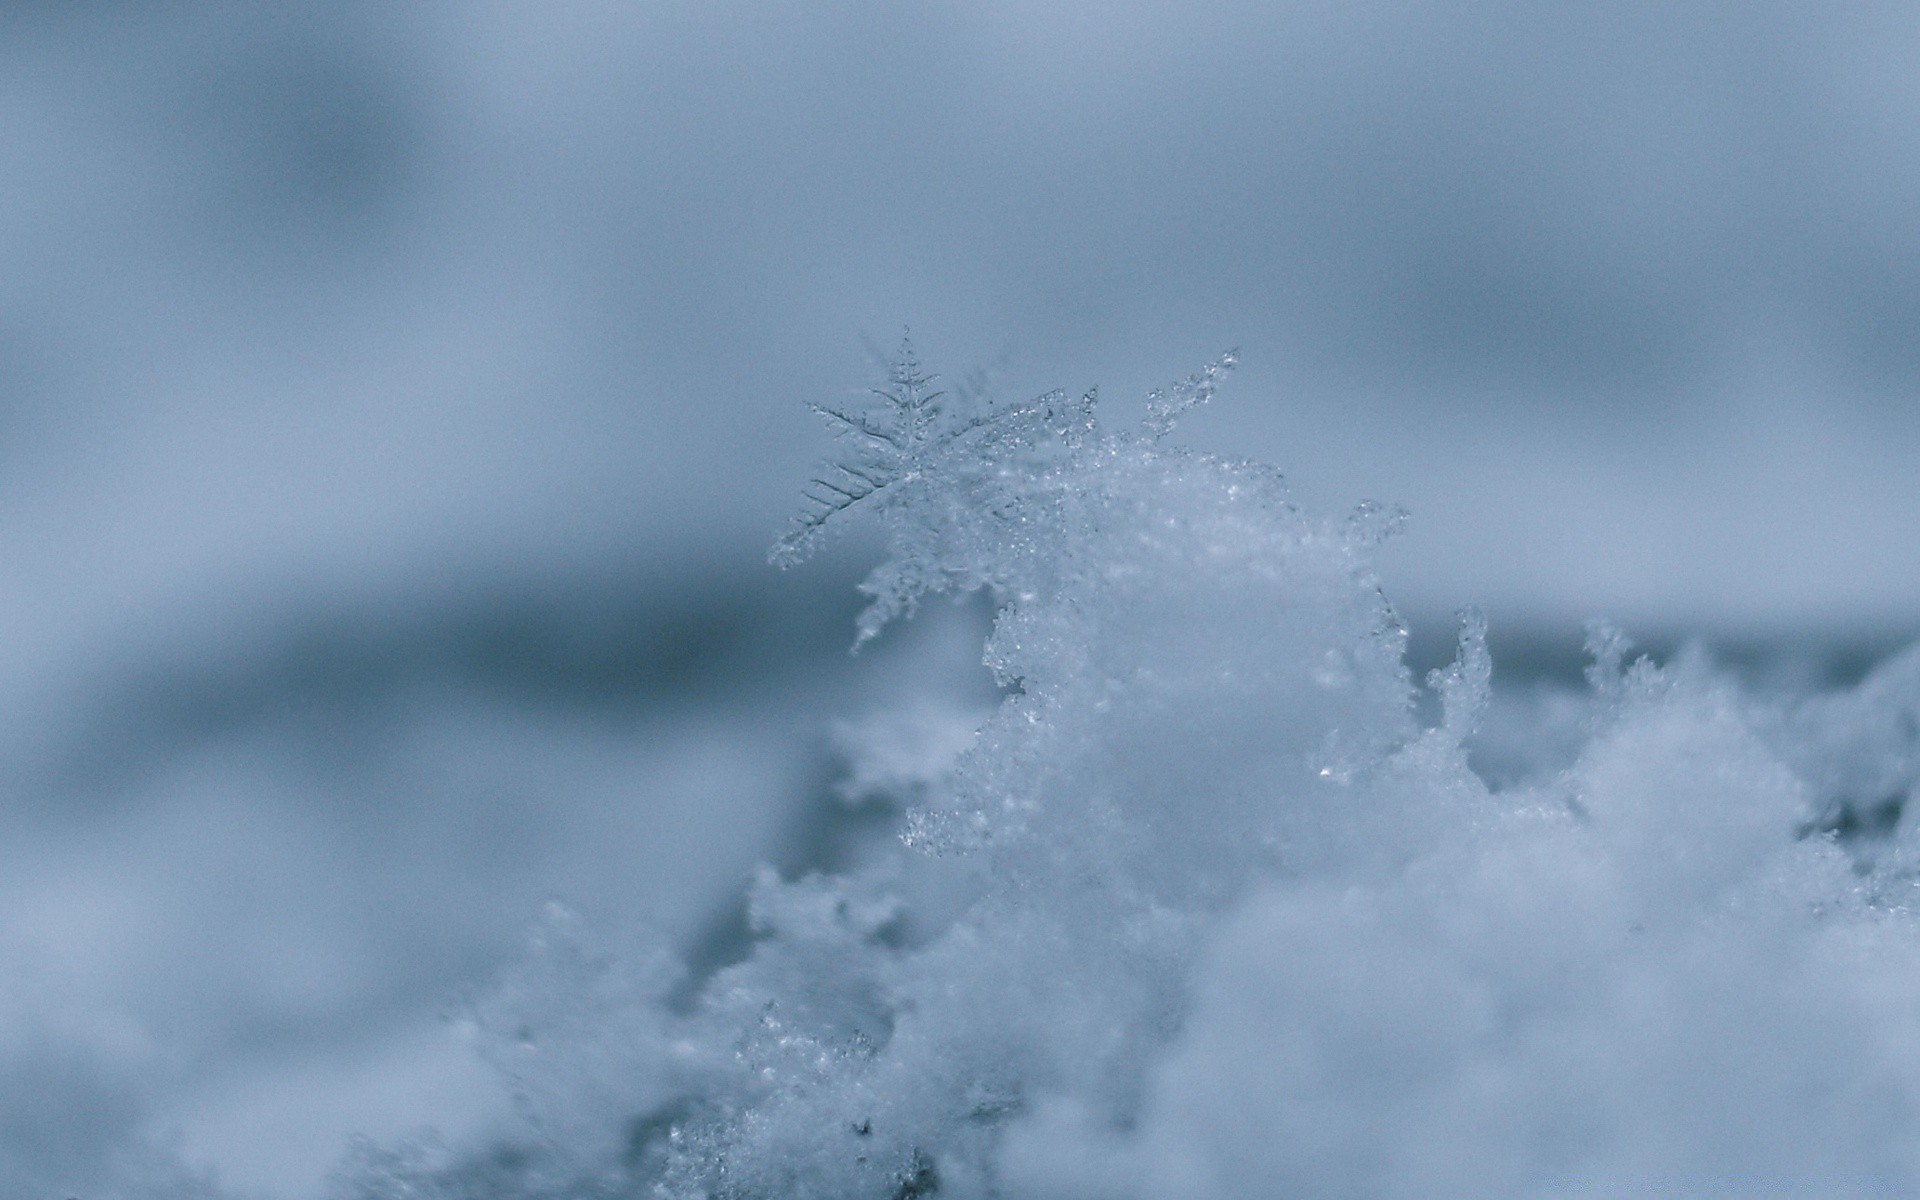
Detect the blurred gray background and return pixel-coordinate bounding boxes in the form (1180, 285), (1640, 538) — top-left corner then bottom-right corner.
(3, 2), (1919, 1195)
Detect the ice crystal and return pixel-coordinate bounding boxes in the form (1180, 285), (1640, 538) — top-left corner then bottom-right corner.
(773, 337), (1179, 649)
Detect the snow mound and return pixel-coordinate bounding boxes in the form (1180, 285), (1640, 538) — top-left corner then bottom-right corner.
(338, 347), (1920, 1199)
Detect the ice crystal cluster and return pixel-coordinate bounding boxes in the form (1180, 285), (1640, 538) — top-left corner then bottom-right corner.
(344, 346), (1920, 1199)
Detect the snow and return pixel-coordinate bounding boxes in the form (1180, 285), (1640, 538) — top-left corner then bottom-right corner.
(323, 352), (1920, 1198)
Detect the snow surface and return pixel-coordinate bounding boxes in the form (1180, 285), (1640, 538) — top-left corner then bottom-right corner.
(308, 353), (1920, 1199)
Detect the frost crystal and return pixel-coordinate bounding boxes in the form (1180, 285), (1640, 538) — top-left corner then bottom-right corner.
(773, 336), (1109, 648)
(343, 347), (1920, 1200)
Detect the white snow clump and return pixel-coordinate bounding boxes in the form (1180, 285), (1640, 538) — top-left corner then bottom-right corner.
(340, 343), (1920, 1199)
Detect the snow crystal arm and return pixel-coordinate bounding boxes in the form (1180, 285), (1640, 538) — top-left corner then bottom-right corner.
(950, 398), (1043, 441)
(772, 461), (901, 567)
(1142, 350), (1238, 440)
(813, 403), (904, 450)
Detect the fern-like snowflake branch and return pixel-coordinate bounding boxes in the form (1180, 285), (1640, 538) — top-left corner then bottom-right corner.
(812, 404), (903, 449)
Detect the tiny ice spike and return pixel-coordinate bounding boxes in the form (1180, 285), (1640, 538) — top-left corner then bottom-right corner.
(341, 347), (1920, 1200)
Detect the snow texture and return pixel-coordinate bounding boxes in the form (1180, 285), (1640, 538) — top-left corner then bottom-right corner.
(322, 346), (1920, 1198)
